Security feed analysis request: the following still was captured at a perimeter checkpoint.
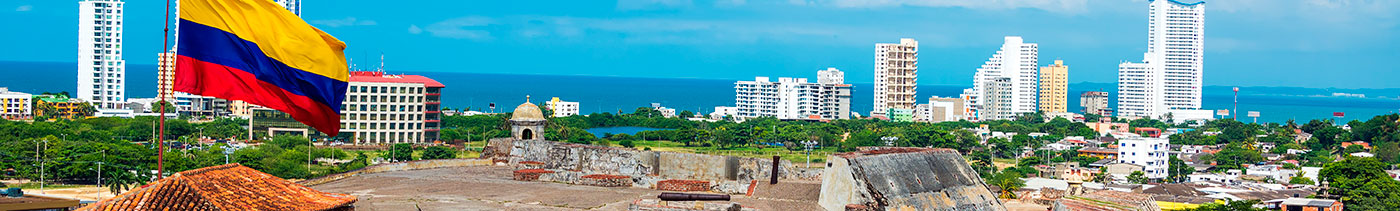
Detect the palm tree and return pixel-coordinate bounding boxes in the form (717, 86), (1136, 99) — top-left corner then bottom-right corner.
(989, 170), (1025, 199)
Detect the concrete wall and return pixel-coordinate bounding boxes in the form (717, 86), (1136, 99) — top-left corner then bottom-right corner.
(487, 139), (814, 183)
(819, 154), (874, 211)
(819, 148), (1006, 211)
(299, 159), (492, 186)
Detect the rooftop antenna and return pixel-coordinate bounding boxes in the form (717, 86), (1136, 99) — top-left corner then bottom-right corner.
(348, 58), (356, 71)
(378, 52), (385, 73)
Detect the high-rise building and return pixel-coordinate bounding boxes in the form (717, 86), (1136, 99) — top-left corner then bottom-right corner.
(1081, 91), (1112, 116)
(978, 77), (1015, 120)
(734, 68), (852, 120)
(339, 72), (446, 144)
(274, 0), (302, 16)
(964, 36), (1039, 120)
(79, 0), (126, 109)
(547, 97), (580, 117)
(872, 38), (918, 117)
(0, 88), (33, 120)
(1039, 60), (1069, 113)
(1118, 0), (1205, 119)
(250, 71), (445, 143)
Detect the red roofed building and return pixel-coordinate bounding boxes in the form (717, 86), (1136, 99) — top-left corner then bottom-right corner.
(78, 164), (355, 211)
(247, 71), (447, 144)
(1340, 141), (1371, 150)
(342, 71), (447, 144)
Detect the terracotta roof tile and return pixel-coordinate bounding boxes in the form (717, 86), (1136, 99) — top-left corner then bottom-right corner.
(77, 164), (356, 211)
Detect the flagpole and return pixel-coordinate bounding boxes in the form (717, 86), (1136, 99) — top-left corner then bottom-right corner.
(157, 0), (173, 179)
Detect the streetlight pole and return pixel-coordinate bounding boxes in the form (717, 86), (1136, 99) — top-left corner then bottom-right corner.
(802, 140), (817, 168)
(40, 138), (50, 194)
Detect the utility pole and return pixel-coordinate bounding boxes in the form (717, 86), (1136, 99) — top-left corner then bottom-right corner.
(99, 150), (106, 189)
(40, 138), (50, 193)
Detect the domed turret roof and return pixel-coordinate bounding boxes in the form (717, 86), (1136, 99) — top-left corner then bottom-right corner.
(512, 101), (545, 121)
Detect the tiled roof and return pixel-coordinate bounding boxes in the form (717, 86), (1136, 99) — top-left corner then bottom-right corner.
(77, 164), (356, 211)
(348, 71), (445, 88)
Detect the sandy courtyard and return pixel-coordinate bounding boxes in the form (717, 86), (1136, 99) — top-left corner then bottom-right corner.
(309, 166), (820, 211)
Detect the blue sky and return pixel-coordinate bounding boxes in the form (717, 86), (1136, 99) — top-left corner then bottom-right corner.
(2, 0), (1398, 88)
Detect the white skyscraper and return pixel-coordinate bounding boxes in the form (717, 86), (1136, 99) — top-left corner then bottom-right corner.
(79, 0), (126, 109)
(1118, 0), (1206, 119)
(872, 38), (918, 117)
(275, 0), (302, 16)
(963, 36), (1039, 120)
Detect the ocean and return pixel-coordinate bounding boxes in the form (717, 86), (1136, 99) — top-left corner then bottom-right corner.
(3, 61), (1397, 123)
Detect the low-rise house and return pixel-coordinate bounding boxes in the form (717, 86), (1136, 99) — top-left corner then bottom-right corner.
(1078, 147), (1118, 160)
(1180, 145), (1209, 154)
(1189, 173), (1240, 184)
(1248, 164), (1301, 182)
(1340, 141), (1371, 150)
(1104, 163), (1144, 181)
(1263, 198), (1342, 211)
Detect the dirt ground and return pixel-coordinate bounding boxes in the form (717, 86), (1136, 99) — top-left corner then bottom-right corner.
(310, 166), (821, 211)
(1002, 199), (1051, 211)
(25, 186), (114, 201)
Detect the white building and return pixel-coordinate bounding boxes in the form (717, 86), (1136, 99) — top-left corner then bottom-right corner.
(973, 77), (1015, 120)
(734, 68), (852, 120)
(0, 88), (33, 120)
(547, 97), (579, 117)
(872, 38), (918, 117)
(710, 106), (738, 120)
(915, 96), (966, 123)
(79, 0), (127, 109)
(274, 0), (301, 16)
(654, 105), (677, 118)
(964, 36), (1038, 120)
(1117, 136), (1170, 179)
(1117, 0), (1206, 119)
(334, 72), (445, 144)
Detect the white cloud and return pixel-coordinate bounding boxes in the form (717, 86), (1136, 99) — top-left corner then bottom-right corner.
(408, 25), (423, 34)
(616, 0), (694, 10)
(423, 16), (495, 40)
(16, 5), (32, 12)
(716, 0), (747, 7)
(310, 17), (378, 27)
(422, 15), (894, 45)
(823, 0), (1091, 14)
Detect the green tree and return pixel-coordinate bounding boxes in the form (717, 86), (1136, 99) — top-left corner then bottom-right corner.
(1288, 175), (1313, 185)
(1168, 156), (1195, 183)
(619, 139), (636, 148)
(1375, 142), (1400, 163)
(420, 146), (457, 160)
(388, 143), (414, 161)
(1213, 142), (1263, 170)
(989, 169), (1025, 199)
(1320, 156), (1400, 209)
(1127, 171), (1149, 184)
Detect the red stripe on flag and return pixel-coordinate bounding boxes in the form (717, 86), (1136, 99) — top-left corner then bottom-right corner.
(174, 56), (341, 136)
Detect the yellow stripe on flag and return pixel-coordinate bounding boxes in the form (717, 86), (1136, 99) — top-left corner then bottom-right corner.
(179, 0), (349, 82)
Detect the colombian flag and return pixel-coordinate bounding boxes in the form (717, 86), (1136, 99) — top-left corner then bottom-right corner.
(174, 0), (348, 136)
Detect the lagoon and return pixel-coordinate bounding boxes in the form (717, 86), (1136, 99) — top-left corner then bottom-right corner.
(585, 127), (668, 138)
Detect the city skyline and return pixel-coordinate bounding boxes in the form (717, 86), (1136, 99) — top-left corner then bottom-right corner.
(2, 0), (1398, 89)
